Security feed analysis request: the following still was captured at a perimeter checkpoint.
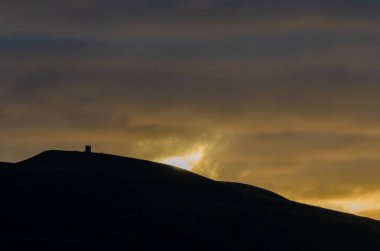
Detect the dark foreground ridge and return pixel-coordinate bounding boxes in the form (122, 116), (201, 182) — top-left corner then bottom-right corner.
(0, 150), (379, 249)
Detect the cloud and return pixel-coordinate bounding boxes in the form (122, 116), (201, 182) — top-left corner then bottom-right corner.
(359, 209), (380, 220)
(2, 0), (380, 38)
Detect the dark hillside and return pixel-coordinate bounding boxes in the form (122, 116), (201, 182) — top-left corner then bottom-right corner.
(0, 151), (378, 250)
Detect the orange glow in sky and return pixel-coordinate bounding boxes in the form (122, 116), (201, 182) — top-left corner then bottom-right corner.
(161, 150), (204, 171)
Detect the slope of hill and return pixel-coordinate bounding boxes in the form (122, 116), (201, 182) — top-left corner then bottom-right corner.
(0, 150), (379, 249)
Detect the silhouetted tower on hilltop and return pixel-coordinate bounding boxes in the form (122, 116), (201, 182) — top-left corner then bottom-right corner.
(85, 145), (92, 153)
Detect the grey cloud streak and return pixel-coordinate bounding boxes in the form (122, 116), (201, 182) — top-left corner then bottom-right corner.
(2, 0), (380, 38)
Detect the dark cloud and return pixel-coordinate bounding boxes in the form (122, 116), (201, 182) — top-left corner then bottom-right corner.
(1, 0), (380, 38)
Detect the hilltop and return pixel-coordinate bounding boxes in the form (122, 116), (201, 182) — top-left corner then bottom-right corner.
(0, 150), (379, 249)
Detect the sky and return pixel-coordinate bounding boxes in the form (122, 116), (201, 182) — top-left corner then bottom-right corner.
(2, 0), (380, 219)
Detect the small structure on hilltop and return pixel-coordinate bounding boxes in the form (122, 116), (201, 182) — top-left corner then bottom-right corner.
(85, 145), (92, 153)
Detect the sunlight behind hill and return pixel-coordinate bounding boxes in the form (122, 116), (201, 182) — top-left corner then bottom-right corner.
(161, 150), (204, 171)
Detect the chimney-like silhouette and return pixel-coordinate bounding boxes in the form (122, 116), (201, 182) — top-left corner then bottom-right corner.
(85, 145), (92, 153)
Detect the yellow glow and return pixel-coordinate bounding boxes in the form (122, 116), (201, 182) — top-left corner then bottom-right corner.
(161, 150), (204, 171)
(298, 191), (380, 219)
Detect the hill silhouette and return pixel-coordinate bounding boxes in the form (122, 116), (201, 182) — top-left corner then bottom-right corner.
(0, 150), (379, 249)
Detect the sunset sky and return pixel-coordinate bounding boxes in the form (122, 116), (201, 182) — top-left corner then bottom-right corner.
(2, 0), (380, 219)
